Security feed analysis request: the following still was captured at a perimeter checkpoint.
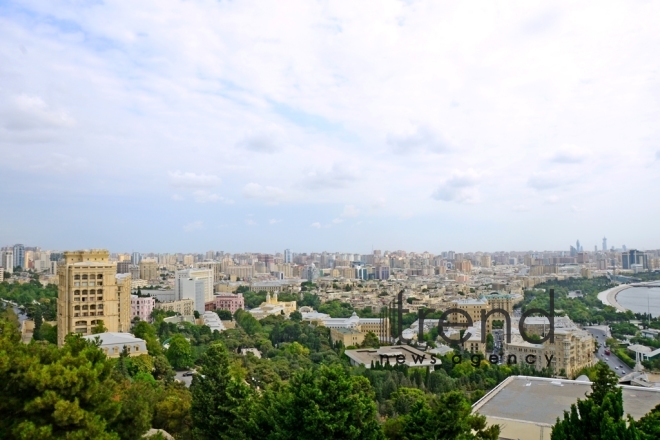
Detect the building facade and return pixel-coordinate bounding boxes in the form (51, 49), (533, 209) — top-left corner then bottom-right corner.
(56, 250), (131, 346)
(139, 260), (159, 281)
(155, 299), (195, 316)
(131, 294), (155, 322)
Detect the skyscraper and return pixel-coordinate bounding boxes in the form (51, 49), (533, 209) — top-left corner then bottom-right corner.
(131, 252), (142, 265)
(13, 244), (24, 269)
(284, 249), (292, 264)
(56, 250), (131, 346)
(602, 237), (607, 252)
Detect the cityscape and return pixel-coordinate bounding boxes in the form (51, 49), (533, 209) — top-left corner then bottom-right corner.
(2, 242), (660, 438)
(3, 1), (660, 439)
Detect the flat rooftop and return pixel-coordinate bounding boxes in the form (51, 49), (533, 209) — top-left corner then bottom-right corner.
(474, 375), (660, 426)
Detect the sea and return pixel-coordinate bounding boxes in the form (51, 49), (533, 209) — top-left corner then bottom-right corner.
(615, 287), (660, 318)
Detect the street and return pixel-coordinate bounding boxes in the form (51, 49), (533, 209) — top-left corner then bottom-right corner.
(584, 326), (634, 377)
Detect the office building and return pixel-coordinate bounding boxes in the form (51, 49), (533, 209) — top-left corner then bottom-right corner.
(131, 252), (142, 265)
(175, 268), (214, 313)
(13, 244), (24, 269)
(56, 250), (131, 346)
(622, 249), (649, 270)
(602, 237), (607, 252)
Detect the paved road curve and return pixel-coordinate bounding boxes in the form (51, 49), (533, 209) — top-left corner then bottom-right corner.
(584, 326), (634, 377)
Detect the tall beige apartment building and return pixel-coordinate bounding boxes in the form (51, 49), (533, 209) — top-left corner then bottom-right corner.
(57, 250), (131, 346)
(139, 259), (159, 281)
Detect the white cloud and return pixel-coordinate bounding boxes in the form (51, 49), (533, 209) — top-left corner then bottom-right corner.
(192, 190), (233, 204)
(183, 221), (203, 232)
(310, 222), (321, 229)
(432, 169), (481, 204)
(549, 145), (588, 164)
(237, 131), (282, 154)
(301, 163), (357, 190)
(2, 94), (75, 131)
(168, 171), (221, 188)
(269, 218), (282, 224)
(246, 219), (257, 226)
(341, 204), (359, 218)
(242, 183), (287, 203)
(387, 125), (450, 154)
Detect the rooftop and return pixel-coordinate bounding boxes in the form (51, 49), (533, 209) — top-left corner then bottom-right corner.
(474, 375), (660, 427)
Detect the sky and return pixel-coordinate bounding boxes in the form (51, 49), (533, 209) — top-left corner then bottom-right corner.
(1, 0), (659, 254)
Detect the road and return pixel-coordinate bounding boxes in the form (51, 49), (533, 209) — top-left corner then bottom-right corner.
(584, 326), (634, 377)
(174, 370), (194, 387)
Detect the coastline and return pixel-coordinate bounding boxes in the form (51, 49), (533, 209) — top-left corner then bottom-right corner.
(597, 285), (632, 312)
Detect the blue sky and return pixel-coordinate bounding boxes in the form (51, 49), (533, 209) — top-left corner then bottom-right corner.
(1, 0), (659, 254)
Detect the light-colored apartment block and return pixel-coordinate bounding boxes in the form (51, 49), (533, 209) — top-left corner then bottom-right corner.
(155, 298), (195, 316)
(57, 250), (131, 346)
(139, 259), (159, 281)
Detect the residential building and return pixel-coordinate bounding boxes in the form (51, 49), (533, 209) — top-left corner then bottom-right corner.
(1, 250), (13, 273)
(504, 317), (595, 378)
(131, 294), (155, 322)
(449, 297), (493, 334)
(13, 244), (24, 269)
(155, 299), (195, 316)
(481, 255), (492, 268)
(131, 252), (141, 265)
(207, 293), (245, 314)
(83, 332), (147, 358)
(56, 250), (131, 346)
(202, 311), (225, 332)
(139, 259), (159, 281)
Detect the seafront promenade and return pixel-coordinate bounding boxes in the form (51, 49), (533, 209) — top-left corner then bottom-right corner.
(597, 284), (632, 312)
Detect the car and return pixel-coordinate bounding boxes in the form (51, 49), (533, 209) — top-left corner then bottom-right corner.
(615, 366), (619, 370)
(606, 357), (609, 360)
(182, 371), (194, 377)
(620, 365), (624, 368)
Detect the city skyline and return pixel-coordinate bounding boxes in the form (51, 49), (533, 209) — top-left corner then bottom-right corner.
(2, 2), (660, 251)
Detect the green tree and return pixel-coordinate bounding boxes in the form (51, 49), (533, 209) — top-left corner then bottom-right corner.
(636, 403), (660, 439)
(551, 361), (639, 439)
(153, 384), (193, 440)
(259, 365), (384, 439)
(399, 390), (499, 439)
(166, 334), (193, 370)
(486, 333), (494, 351)
(361, 331), (380, 349)
(0, 319), (122, 439)
(92, 319), (108, 334)
(191, 342), (254, 440)
(289, 310), (302, 322)
(215, 310), (233, 321)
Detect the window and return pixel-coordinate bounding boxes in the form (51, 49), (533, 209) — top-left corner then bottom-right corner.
(82, 275), (88, 280)
(82, 305), (88, 310)
(82, 290), (88, 295)
(74, 305), (80, 310)
(74, 275), (80, 280)
(75, 320), (87, 326)
(90, 289), (95, 295)
(97, 274), (103, 279)
(74, 290), (80, 295)
(89, 274), (96, 279)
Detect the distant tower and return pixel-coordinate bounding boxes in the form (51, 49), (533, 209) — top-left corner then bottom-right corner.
(284, 249), (291, 264)
(602, 237), (607, 252)
(576, 240), (582, 252)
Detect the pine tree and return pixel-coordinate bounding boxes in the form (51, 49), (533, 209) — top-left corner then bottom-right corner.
(190, 342), (254, 440)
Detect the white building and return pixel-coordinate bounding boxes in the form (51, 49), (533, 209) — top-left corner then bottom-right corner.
(202, 311), (225, 333)
(83, 332), (147, 358)
(175, 268), (213, 314)
(1, 250), (13, 273)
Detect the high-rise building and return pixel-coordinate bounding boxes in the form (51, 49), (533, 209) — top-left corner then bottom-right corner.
(175, 268), (214, 313)
(117, 261), (130, 274)
(481, 255), (492, 268)
(602, 237), (607, 252)
(139, 259), (159, 281)
(56, 250), (131, 346)
(284, 249), (292, 264)
(622, 250), (648, 270)
(13, 244), (24, 269)
(131, 252), (142, 265)
(1, 250), (13, 274)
